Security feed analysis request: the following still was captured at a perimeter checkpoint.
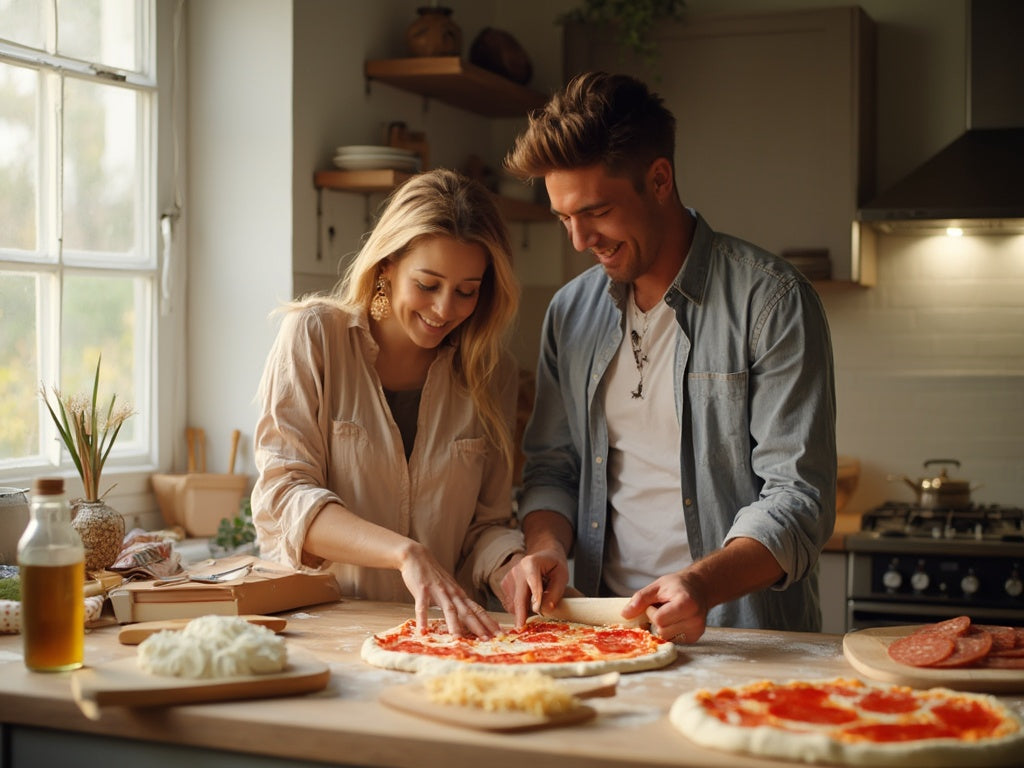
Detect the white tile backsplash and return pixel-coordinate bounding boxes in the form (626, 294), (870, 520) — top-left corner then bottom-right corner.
(819, 232), (1024, 514)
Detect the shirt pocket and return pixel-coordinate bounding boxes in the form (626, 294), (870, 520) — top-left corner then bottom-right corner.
(687, 371), (749, 469)
(329, 419), (370, 476)
(441, 436), (489, 526)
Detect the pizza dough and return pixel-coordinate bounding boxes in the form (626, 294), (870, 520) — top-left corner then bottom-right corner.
(137, 615), (287, 678)
(670, 677), (1024, 767)
(361, 618), (676, 677)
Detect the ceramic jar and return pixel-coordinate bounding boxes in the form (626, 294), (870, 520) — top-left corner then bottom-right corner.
(0, 487), (30, 565)
(71, 499), (125, 571)
(405, 6), (462, 57)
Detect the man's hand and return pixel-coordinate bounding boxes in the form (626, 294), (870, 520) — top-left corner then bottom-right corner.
(623, 538), (784, 643)
(622, 571), (710, 643)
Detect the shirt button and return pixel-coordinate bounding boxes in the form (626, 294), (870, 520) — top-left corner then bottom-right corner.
(591, 521), (599, 530)
(592, 374), (599, 381)
(684, 498), (693, 507)
(595, 456), (603, 464)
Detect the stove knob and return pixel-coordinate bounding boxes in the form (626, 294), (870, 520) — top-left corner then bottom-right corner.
(1006, 573), (1024, 598)
(882, 568), (903, 591)
(961, 571), (980, 596)
(910, 570), (930, 592)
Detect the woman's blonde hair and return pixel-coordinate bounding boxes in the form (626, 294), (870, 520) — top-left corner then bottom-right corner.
(333, 168), (520, 468)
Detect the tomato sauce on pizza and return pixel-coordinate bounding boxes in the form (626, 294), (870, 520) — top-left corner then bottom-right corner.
(671, 677), (1024, 766)
(361, 618), (677, 677)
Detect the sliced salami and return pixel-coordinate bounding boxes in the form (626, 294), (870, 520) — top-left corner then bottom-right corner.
(931, 628), (994, 668)
(886, 632), (955, 667)
(917, 615), (971, 638)
(974, 624), (1016, 651)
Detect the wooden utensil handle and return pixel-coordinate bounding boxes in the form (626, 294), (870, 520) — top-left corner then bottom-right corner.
(228, 429), (241, 474)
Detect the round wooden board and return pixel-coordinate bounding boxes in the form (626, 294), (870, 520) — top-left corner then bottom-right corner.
(843, 625), (1024, 693)
(378, 683), (597, 732)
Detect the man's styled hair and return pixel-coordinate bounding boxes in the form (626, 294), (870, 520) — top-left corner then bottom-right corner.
(505, 71), (677, 190)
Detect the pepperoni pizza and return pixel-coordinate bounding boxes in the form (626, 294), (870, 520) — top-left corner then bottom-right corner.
(360, 618), (677, 677)
(670, 677), (1024, 766)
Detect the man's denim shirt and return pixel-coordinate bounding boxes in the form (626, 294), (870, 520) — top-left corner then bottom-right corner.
(518, 213), (837, 632)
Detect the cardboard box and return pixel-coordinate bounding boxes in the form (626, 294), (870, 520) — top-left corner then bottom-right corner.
(151, 473), (249, 537)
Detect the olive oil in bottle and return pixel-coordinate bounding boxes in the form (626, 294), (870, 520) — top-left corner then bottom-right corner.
(17, 477), (85, 671)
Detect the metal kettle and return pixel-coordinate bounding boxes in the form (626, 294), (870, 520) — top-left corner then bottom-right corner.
(897, 459), (975, 509)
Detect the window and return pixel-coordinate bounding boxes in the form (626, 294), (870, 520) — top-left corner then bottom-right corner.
(0, 0), (175, 500)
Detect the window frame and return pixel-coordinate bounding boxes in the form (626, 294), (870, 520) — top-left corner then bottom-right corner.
(0, 0), (183, 525)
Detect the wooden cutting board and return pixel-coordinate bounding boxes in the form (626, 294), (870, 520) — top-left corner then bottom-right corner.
(843, 625), (1024, 693)
(378, 672), (618, 732)
(71, 649), (329, 720)
(118, 615), (288, 645)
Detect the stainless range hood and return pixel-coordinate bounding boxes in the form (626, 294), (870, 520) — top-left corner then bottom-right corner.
(857, 0), (1024, 234)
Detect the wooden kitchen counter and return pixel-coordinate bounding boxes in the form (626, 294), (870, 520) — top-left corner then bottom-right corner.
(2, 600), (1022, 768)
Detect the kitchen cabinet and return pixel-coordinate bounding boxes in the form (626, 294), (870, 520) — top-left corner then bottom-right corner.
(313, 57), (552, 224)
(563, 7), (877, 285)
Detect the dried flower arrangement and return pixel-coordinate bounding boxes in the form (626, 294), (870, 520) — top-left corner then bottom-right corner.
(40, 356), (135, 502)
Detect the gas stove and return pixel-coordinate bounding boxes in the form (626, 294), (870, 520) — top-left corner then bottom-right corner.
(845, 502), (1024, 630)
(848, 502), (1024, 556)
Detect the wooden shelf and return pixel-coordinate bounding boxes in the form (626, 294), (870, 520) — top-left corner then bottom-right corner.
(314, 169), (551, 223)
(364, 57), (547, 118)
(314, 169), (414, 194)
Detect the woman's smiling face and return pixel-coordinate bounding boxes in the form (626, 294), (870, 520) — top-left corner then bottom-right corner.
(380, 235), (488, 350)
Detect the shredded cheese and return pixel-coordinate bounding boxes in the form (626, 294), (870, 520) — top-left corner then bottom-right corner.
(422, 668), (579, 716)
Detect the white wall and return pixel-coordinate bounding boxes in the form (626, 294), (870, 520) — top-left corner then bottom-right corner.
(186, 0), (294, 480)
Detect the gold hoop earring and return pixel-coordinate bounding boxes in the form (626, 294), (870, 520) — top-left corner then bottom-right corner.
(370, 275), (391, 321)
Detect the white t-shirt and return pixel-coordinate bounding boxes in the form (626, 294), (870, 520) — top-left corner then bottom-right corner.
(601, 289), (690, 596)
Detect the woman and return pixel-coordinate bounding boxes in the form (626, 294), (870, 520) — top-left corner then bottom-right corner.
(252, 169), (524, 637)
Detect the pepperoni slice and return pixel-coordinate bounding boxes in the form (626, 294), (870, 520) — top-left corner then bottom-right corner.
(973, 624), (1016, 651)
(887, 633), (955, 667)
(931, 628), (994, 668)
(917, 615), (972, 638)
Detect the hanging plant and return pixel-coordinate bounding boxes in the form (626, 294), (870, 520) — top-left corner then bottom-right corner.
(557, 0), (687, 66)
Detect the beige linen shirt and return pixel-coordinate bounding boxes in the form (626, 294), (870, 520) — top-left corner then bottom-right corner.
(252, 302), (523, 604)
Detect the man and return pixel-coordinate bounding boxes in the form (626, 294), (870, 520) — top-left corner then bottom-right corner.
(500, 72), (836, 643)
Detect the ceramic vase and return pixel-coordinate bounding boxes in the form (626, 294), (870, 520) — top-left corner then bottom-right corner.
(72, 499), (125, 571)
(405, 6), (462, 57)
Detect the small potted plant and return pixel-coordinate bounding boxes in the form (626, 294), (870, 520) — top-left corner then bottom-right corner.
(209, 498), (258, 558)
(40, 356), (135, 571)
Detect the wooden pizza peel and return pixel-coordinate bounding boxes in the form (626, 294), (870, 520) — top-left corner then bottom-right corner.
(843, 625), (1024, 693)
(378, 672), (619, 732)
(70, 648), (330, 720)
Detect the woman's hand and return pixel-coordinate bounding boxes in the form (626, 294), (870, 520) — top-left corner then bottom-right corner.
(399, 540), (500, 638)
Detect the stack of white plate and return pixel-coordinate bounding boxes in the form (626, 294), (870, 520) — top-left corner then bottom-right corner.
(333, 145), (420, 172)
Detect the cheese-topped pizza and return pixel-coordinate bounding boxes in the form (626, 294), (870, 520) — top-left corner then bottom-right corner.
(361, 618), (676, 677)
(670, 677), (1024, 766)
